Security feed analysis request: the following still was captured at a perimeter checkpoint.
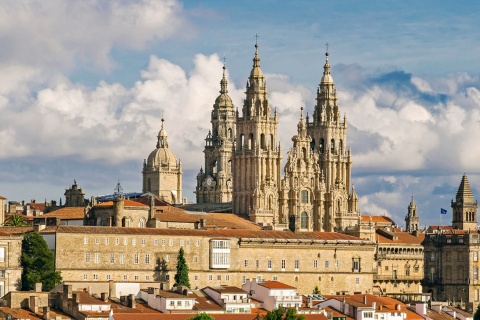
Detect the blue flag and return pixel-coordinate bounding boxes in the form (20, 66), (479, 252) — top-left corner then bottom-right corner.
(441, 208), (447, 215)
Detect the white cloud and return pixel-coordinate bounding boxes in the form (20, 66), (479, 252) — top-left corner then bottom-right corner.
(0, 0), (185, 70)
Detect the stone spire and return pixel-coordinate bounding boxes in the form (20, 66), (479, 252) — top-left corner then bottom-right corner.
(452, 174), (478, 230)
(297, 107), (307, 137)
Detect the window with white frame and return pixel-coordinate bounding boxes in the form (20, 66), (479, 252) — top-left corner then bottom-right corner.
(194, 256), (198, 263)
(169, 239), (174, 246)
(106, 274), (111, 280)
(281, 259), (286, 269)
(85, 252), (90, 263)
(165, 254), (170, 262)
(115, 238), (119, 245)
(180, 240), (184, 246)
(208, 274), (213, 281)
(119, 253), (125, 264)
(154, 239), (158, 246)
(95, 238), (99, 244)
(162, 239), (166, 246)
(104, 238), (109, 245)
(134, 253), (139, 264)
(294, 260), (299, 270)
(186, 240), (190, 246)
(132, 238), (136, 246)
(268, 260), (272, 270)
(210, 240), (230, 268)
(145, 254), (150, 264)
(123, 238), (128, 245)
(245, 260), (249, 267)
(84, 237), (88, 244)
(195, 240), (200, 247)
(314, 260), (318, 268)
(141, 239), (146, 246)
(94, 253), (100, 264)
(93, 274), (98, 280)
(146, 275), (150, 280)
(83, 274), (87, 280)
(325, 260), (329, 268)
(110, 253), (115, 264)
(123, 274), (127, 280)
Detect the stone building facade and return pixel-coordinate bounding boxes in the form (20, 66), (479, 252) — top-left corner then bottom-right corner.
(423, 175), (480, 312)
(195, 64), (235, 204)
(44, 226), (376, 295)
(0, 232), (23, 297)
(142, 118), (182, 204)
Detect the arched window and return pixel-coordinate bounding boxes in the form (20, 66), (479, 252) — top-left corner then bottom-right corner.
(212, 160), (217, 174)
(260, 134), (266, 149)
(240, 134), (245, 150)
(310, 139), (315, 151)
(248, 133), (254, 149)
(339, 139), (343, 153)
(302, 147), (307, 160)
(320, 138), (325, 153)
(270, 135), (274, 149)
(138, 217), (146, 228)
(228, 128), (232, 139)
(301, 190), (309, 203)
(301, 212), (308, 229)
(331, 139), (335, 152)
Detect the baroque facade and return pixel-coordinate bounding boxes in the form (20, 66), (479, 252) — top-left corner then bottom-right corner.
(196, 43), (360, 231)
(142, 118), (182, 204)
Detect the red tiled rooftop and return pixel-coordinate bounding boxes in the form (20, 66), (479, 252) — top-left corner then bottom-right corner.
(42, 207), (85, 220)
(205, 286), (248, 294)
(258, 281), (296, 290)
(361, 215), (395, 224)
(376, 230), (425, 245)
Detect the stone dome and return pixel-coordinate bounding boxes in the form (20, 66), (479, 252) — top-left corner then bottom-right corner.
(147, 147), (178, 169)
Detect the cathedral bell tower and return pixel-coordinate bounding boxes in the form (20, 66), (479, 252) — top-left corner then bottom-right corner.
(232, 41), (282, 227)
(452, 174), (478, 230)
(307, 51), (358, 232)
(195, 63), (235, 203)
(405, 196), (420, 233)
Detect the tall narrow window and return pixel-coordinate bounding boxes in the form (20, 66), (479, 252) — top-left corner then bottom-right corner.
(301, 190), (309, 203)
(301, 212), (308, 229)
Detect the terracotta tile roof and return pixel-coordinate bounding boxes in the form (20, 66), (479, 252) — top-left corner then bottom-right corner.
(73, 291), (110, 305)
(376, 230), (425, 245)
(46, 226), (372, 243)
(0, 195), (6, 200)
(361, 215), (395, 224)
(189, 290), (224, 312)
(258, 281), (296, 290)
(156, 290), (193, 299)
(28, 202), (46, 211)
(205, 286), (248, 294)
(425, 309), (456, 320)
(323, 306), (354, 320)
(42, 207), (85, 220)
(0, 226), (33, 235)
(0, 307), (43, 319)
(112, 314), (326, 320)
(95, 199), (148, 207)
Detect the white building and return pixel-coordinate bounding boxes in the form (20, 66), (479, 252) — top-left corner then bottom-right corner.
(242, 279), (302, 311)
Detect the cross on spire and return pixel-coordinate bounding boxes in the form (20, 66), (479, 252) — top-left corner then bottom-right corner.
(255, 33), (259, 46)
(222, 55), (227, 67)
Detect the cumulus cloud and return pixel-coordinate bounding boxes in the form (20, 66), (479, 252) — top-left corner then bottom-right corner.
(0, 0), (185, 70)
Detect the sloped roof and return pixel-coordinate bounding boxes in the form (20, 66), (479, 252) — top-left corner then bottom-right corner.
(376, 229), (425, 245)
(361, 215), (395, 224)
(456, 174), (475, 202)
(205, 286), (248, 294)
(95, 199), (148, 208)
(41, 207), (85, 220)
(42, 226), (371, 243)
(0, 195), (6, 200)
(258, 281), (296, 290)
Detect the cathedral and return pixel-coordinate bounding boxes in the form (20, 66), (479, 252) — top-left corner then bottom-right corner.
(195, 42), (360, 232)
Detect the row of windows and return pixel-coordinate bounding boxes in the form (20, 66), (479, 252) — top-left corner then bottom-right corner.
(243, 259), (342, 269)
(85, 252), (153, 264)
(84, 237), (201, 247)
(85, 273), (153, 281)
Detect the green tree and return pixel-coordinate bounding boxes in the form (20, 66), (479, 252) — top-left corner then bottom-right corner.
(21, 232), (62, 291)
(174, 247), (190, 287)
(313, 286), (321, 294)
(263, 307), (304, 320)
(188, 313), (215, 320)
(474, 304), (480, 320)
(3, 215), (28, 227)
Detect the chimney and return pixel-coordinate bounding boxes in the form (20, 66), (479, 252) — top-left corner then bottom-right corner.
(64, 284), (72, 299)
(34, 282), (42, 292)
(34, 224), (46, 232)
(396, 304), (401, 311)
(372, 302), (376, 311)
(415, 303), (427, 315)
(43, 306), (50, 320)
(101, 292), (109, 302)
(363, 295), (367, 304)
(73, 293), (80, 303)
(128, 294), (136, 308)
(307, 298), (313, 308)
(29, 296), (39, 314)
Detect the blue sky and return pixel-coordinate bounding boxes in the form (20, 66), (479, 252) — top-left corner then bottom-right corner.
(1, 0), (480, 227)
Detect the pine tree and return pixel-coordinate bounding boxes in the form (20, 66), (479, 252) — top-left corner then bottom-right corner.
(174, 247), (190, 288)
(189, 313), (215, 320)
(474, 304), (480, 320)
(21, 232), (62, 291)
